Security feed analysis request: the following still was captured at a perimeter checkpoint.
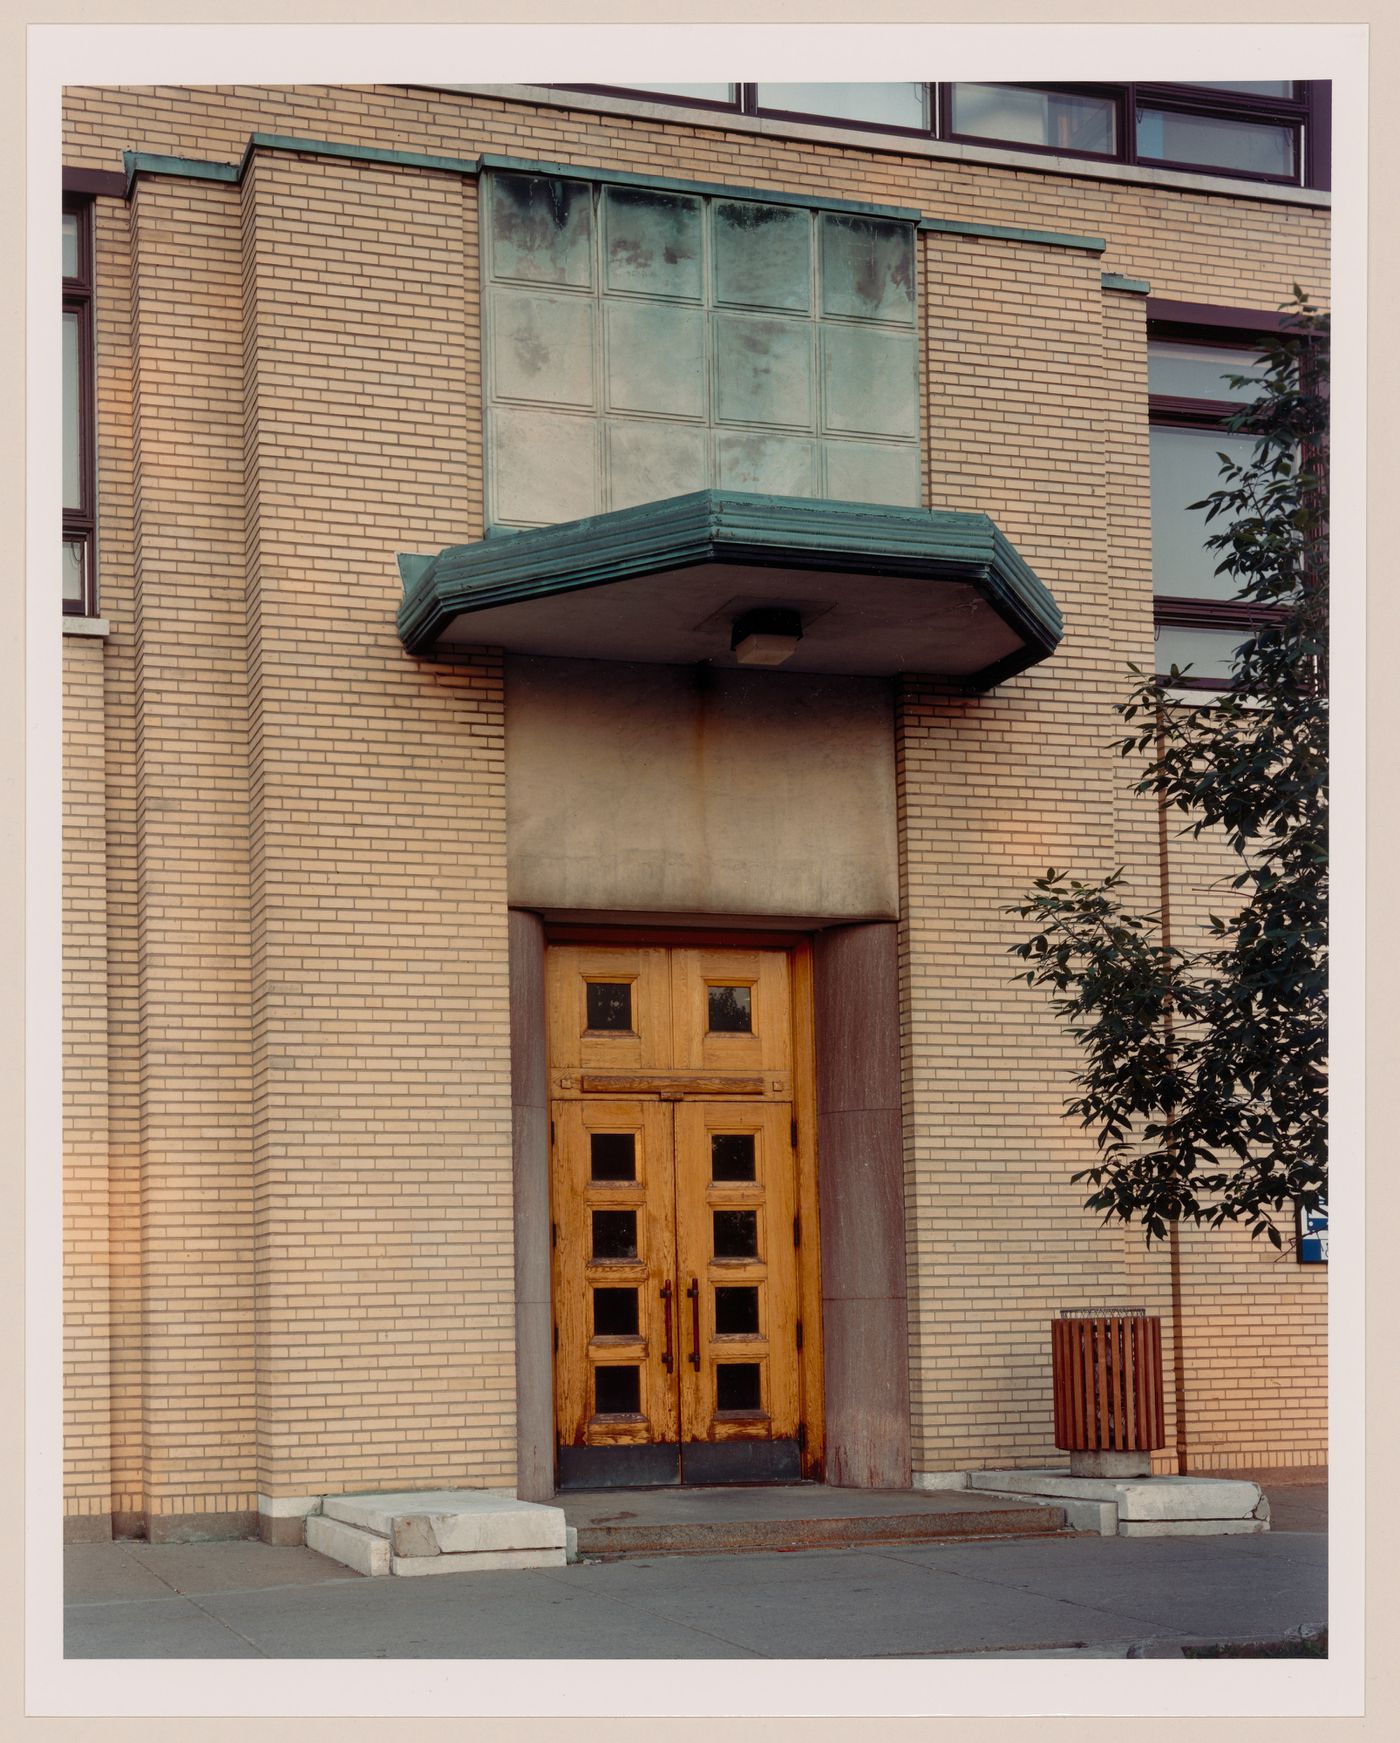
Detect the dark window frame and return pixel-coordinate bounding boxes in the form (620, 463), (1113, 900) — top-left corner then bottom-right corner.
(1130, 81), (1310, 187)
(547, 81), (1329, 190)
(63, 194), (96, 617)
(748, 79), (933, 138)
(1148, 306), (1291, 690)
(939, 81), (1125, 165)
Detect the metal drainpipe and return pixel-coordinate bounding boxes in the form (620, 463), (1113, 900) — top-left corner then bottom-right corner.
(1155, 704), (1190, 1476)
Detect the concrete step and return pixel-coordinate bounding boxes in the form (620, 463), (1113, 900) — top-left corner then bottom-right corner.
(306, 1490), (570, 1577)
(572, 1501), (1071, 1559)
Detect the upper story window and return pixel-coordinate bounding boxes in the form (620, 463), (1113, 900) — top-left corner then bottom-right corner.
(63, 197), (96, 616)
(481, 171), (921, 529)
(1148, 313), (1281, 689)
(754, 82), (929, 132)
(551, 82), (1329, 191)
(947, 83), (1118, 156)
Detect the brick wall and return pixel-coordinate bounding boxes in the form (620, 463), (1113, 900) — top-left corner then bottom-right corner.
(129, 173), (257, 1527)
(62, 635), (113, 1534)
(239, 150), (513, 1501)
(899, 236), (1137, 1471)
(61, 84), (1329, 1525)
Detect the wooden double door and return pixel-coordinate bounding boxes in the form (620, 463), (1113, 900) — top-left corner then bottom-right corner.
(548, 942), (819, 1487)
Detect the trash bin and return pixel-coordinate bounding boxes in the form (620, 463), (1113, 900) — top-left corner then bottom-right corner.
(1051, 1308), (1165, 1478)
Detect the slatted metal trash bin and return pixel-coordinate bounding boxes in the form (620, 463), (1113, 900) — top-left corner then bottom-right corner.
(1051, 1307), (1165, 1478)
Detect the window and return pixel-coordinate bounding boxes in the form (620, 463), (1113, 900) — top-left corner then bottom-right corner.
(1134, 82), (1309, 182)
(63, 197), (95, 615)
(481, 172), (921, 528)
(1148, 311), (1283, 689)
(754, 82), (928, 131)
(946, 84), (1118, 156)
(547, 82), (1329, 190)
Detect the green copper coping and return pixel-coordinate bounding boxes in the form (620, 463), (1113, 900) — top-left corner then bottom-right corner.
(396, 490), (1063, 690)
(476, 153), (923, 222)
(120, 135), (1103, 250)
(1101, 272), (1152, 294)
(238, 133), (484, 181)
(122, 137), (917, 221)
(122, 151), (240, 196)
(918, 216), (1106, 253)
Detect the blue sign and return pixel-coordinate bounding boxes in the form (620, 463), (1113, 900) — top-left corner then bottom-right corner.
(1298, 1200), (1328, 1264)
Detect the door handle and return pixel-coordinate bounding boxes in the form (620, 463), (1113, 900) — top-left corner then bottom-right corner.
(687, 1277), (701, 1370)
(660, 1280), (674, 1373)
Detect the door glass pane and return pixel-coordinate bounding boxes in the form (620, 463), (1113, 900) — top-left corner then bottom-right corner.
(714, 1286), (760, 1336)
(63, 309), (82, 511)
(1136, 106), (1294, 176)
(1155, 622), (1253, 683)
(593, 1287), (640, 1336)
(594, 1365), (641, 1413)
(590, 1132), (637, 1181)
(713, 1208), (758, 1259)
(63, 211), (80, 279)
(591, 1209), (638, 1260)
(715, 1363), (762, 1411)
(1149, 424), (1257, 599)
(707, 984), (752, 1033)
(755, 83), (927, 130)
(585, 981), (632, 1031)
(711, 1132), (756, 1182)
(1148, 340), (1265, 403)
(951, 84), (1116, 154)
(63, 538), (86, 607)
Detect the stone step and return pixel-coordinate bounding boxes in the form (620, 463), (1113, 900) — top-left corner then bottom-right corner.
(306, 1490), (571, 1577)
(573, 1502), (1071, 1559)
(305, 1513), (390, 1577)
(962, 1471), (1270, 1537)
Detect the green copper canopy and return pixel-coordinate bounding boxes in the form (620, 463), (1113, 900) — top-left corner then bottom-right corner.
(396, 491), (1063, 690)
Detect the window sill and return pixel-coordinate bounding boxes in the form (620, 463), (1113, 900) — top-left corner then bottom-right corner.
(62, 616), (110, 638)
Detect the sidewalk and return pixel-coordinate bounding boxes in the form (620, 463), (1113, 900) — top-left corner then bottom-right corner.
(63, 1469), (1326, 1661)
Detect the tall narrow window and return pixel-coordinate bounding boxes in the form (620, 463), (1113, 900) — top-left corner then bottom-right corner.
(63, 198), (95, 615)
(1148, 317), (1278, 689)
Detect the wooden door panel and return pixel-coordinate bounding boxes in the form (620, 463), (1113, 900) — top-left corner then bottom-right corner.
(546, 945), (672, 1077)
(673, 1101), (800, 1445)
(551, 1100), (678, 1449)
(669, 948), (792, 1086)
(548, 941), (816, 1483)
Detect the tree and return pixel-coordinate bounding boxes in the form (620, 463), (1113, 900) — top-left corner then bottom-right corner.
(1009, 291), (1328, 1246)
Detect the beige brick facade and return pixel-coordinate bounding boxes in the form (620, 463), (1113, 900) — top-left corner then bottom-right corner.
(62, 84), (1329, 1535)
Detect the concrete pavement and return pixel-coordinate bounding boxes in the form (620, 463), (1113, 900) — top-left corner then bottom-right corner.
(64, 1471), (1326, 1660)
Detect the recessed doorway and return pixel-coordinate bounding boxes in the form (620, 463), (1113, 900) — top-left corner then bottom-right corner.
(547, 942), (823, 1486)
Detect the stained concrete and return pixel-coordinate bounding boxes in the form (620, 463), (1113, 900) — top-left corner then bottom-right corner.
(963, 1469), (1268, 1535)
(559, 1483), (1063, 1557)
(505, 657), (898, 919)
(64, 1528), (1327, 1661)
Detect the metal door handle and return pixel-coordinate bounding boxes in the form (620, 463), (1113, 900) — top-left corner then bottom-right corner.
(660, 1280), (674, 1373)
(687, 1277), (701, 1369)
